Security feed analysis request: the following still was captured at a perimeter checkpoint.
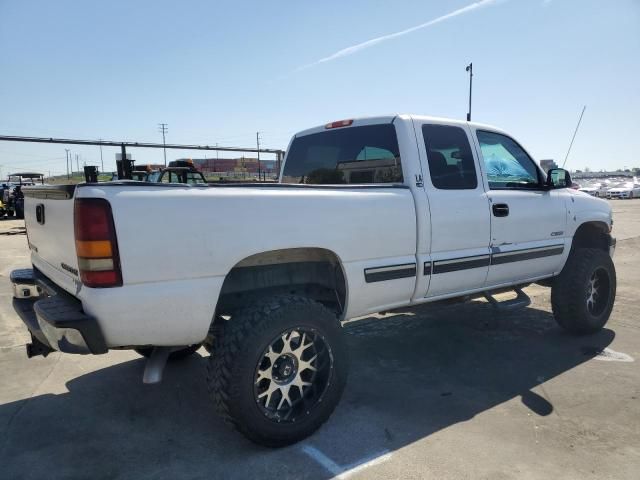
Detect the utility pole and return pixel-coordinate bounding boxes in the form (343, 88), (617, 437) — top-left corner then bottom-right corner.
(65, 149), (70, 179)
(465, 63), (473, 121)
(215, 142), (218, 173)
(75, 154), (79, 174)
(158, 123), (168, 166)
(256, 132), (261, 181)
(99, 140), (104, 173)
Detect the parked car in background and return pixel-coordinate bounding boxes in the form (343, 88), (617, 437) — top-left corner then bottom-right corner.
(147, 160), (207, 184)
(606, 181), (640, 199)
(579, 181), (611, 197)
(579, 185), (598, 196)
(2, 173), (45, 218)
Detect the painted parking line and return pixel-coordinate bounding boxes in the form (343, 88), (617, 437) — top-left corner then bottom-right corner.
(591, 347), (634, 362)
(301, 445), (392, 479)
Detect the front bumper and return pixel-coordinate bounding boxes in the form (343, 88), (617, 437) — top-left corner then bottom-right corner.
(607, 192), (630, 199)
(11, 268), (108, 356)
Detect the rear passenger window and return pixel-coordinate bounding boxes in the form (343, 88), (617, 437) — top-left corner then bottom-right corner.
(422, 124), (477, 189)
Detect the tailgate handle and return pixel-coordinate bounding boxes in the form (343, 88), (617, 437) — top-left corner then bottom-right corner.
(36, 204), (45, 224)
(492, 203), (509, 217)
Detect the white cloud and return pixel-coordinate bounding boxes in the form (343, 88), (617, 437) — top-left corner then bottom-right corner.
(295, 0), (505, 72)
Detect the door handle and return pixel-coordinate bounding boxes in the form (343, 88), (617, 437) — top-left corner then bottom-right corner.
(492, 203), (509, 217)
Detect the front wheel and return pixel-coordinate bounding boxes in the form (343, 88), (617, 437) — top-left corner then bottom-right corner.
(206, 295), (347, 447)
(551, 248), (616, 334)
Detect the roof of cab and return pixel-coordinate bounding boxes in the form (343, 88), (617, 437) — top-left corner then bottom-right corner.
(293, 114), (507, 138)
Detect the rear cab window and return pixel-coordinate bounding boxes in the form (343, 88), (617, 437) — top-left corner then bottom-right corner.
(281, 124), (403, 184)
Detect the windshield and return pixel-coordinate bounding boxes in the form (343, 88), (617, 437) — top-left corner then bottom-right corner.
(282, 124), (402, 185)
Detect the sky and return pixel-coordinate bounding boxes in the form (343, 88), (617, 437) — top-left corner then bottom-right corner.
(0, 0), (639, 176)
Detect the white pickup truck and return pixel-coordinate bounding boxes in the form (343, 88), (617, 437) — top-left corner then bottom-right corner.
(11, 114), (616, 446)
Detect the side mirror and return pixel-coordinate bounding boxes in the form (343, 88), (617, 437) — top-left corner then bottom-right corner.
(546, 168), (572, 189)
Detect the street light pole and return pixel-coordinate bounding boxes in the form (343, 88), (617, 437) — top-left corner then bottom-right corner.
(466, 63), (473, 121)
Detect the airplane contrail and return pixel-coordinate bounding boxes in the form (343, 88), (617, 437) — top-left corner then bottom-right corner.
(296, 0), (504, 72)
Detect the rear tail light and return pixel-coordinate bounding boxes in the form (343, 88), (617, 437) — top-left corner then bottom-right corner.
(74, 198), (122, 288)
(325, 119), (353, 129)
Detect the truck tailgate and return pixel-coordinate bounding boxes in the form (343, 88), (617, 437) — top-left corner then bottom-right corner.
(23, 185), (80, 295)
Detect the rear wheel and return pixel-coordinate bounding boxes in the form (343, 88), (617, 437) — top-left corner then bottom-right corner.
(207, 295), (347, 447)
(551, 248), (616, 334)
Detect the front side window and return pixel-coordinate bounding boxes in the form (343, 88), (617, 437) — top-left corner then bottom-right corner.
(282, 124), (402, 184)
(476, 131), (541, 189)
(422, 124), (477, 189)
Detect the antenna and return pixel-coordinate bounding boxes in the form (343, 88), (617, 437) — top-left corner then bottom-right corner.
(562, 105), (586, 168)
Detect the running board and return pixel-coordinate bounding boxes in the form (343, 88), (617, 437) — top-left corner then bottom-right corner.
(483, 288), (531, 311)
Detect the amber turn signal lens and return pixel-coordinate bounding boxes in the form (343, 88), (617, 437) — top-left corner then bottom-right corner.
(75, 240), (112, 258)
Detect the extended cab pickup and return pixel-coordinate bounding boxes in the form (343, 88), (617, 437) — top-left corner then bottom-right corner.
(11, 115), (616, 446)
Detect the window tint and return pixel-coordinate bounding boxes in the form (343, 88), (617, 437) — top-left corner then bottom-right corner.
(422, 124), (477, 189)
(282, 124), (402, 184)
(476, 131), (541, 189)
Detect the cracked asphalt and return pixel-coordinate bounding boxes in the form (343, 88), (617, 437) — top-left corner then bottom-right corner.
(1, 200), (639, 479)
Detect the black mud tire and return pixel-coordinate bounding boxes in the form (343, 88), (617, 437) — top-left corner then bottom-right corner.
(206, 295), (347, 447)
(134, 344), (201, 360)
(551, 248), (616, 335)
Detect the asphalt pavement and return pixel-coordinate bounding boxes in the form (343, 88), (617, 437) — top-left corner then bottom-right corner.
(1, 201), (638, 479)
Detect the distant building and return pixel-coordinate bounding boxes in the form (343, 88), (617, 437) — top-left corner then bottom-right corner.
(539, 159), (558, 172)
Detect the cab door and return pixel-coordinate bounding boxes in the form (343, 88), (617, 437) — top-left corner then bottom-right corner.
(415, 120), (492, 298)
(470, 128), (568, 286)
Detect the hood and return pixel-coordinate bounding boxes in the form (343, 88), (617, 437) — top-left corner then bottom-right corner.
(567, 188), (612, 228)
